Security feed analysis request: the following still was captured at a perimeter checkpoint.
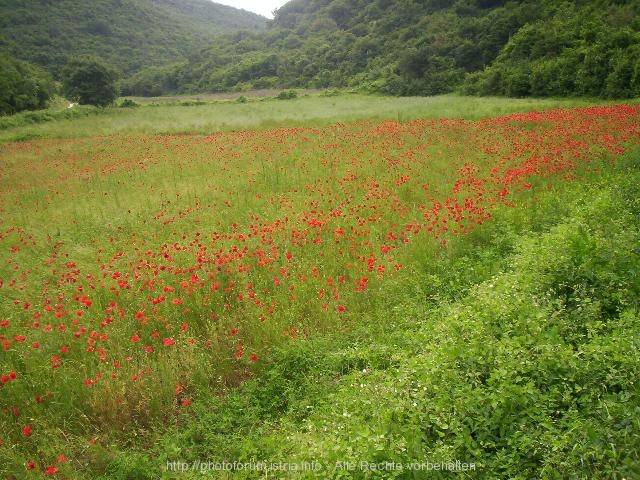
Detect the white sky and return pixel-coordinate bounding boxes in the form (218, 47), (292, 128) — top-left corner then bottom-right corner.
(214, 0), (290, 19)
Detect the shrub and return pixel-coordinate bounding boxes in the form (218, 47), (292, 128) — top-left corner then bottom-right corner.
(119, 98), (139, 108)
(276, 90), (298, 100)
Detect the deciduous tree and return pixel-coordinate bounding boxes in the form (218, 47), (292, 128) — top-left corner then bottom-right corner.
(61, 56), (119, 106)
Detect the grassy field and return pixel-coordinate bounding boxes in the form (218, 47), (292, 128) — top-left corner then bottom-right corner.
(0, 92), (626, 142)
(0, 94), (639, 479)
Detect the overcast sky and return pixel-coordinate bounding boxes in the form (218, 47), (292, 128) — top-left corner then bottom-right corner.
(214, 0), (290, 19)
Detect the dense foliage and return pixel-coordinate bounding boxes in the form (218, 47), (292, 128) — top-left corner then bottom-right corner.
(0, 0), (266, 77)
(0, 55), (55, 115)
(462, 2), (640, 98)
(61, 56), (119, 106)
(123, 0), (640, 98)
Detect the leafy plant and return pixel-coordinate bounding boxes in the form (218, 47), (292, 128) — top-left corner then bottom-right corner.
(0, 54), (55, 115)
(276, 90), (298, 100)
(61, 56), (120, 107)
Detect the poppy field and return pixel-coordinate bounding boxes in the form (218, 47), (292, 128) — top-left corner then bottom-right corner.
(1, 101), (640, 478)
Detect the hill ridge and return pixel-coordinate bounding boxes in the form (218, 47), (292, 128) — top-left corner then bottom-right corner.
(0, 0), (267, 76)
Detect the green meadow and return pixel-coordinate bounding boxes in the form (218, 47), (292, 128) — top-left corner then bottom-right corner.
(0, 94), (638, 479)
(0, 93), (618, 141)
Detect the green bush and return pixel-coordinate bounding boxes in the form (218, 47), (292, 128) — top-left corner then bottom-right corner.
(276, 89), (298, 100)
(118, 98), (139, 108)
(0, 54), (55, 115)
(0, 103), (98, 131)
(530, 54), (579, 97)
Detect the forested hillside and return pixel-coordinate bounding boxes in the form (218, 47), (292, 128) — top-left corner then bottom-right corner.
(0, 0), (266, 77)
(123, 0), (640, 98)
(3, 0), (639, 100)
(0, 54), (55, 115)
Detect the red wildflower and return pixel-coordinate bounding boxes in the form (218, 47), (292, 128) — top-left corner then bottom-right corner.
(152, 296), (165, 305)
(235, 344), (244, 359)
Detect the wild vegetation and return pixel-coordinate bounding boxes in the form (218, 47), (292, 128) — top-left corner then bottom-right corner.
(0, 93), (608, 141)
(61, 56), (120, 107)
(1, 1), (640, 478)
(0, 55), (55, 116)
(124, 0), (640, 98)
(0, 95), (638, 478)
(0, 0), (266, 78)
(3, 0), (639, 116)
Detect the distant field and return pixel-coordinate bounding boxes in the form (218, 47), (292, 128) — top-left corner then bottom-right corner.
(0, 96), (639, 478)
(0, 92), (627, 142)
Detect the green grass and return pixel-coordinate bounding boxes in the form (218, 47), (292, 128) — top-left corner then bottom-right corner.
(0, 95), (638, 479)
(0, 92), (625, 142)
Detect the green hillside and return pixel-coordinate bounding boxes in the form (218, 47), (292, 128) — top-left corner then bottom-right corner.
(123, 0), (640, 98)
(0, 0), (267, 77)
